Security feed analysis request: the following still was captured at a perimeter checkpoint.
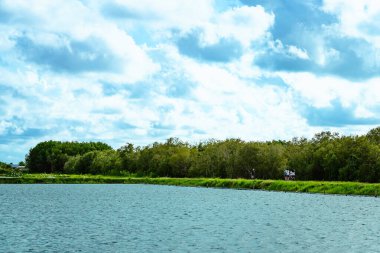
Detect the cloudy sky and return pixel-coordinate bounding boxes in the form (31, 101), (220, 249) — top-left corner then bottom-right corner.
(1, 0), (380, 162)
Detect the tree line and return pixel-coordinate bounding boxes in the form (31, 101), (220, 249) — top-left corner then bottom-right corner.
(24, 127), (380, 182)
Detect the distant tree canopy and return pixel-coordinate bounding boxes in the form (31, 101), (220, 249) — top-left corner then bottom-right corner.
(0, 161), (12, 174)
(0, 161), (11, 169)
(24, 127), (380, 183)
(26, 141), (112, 173)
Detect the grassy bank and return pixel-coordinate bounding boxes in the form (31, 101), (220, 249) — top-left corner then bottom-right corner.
(1, 174), (380, 197)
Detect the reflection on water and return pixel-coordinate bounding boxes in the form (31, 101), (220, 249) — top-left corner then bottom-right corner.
(1, 184), (379, 252)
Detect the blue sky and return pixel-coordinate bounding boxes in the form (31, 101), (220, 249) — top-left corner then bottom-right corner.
(1, 0), (380, 162)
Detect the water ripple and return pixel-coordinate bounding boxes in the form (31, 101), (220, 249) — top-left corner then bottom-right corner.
(0, 184), (379, 252)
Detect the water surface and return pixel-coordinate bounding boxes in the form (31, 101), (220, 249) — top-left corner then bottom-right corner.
(1, 184), (379, 252)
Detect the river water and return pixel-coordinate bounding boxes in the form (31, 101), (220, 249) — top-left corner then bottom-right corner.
(0, 184), (379, 252)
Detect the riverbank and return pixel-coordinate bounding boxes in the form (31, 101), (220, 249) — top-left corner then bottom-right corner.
(1, 174), (379, 196)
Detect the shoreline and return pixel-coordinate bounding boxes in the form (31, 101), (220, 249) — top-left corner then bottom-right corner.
(1, 174), (379, 197)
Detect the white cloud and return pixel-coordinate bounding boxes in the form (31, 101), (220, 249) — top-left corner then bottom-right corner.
(104, 2), (274, 50)
(354, 106), (375, 119)
(279, 72), (380, 111)
(288, 45), (309, 60)
(1, 0), (158, 83)
(105, 0), (215, 31)
(153, 47), (310, 141)
(91, 0), (215, 51)
(202, 5), (274, 47)
(323, 0), (380, 45)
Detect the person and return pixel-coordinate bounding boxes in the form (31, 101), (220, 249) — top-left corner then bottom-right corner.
(284, 169), (290, 180)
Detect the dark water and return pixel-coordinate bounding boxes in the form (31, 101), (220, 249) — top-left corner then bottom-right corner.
(1, 184), (379, 253)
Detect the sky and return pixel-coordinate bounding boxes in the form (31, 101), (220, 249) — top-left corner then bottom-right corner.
(1, 0), (380, 162)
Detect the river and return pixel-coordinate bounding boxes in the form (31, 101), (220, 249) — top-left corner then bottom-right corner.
(1, 184), (379, 252)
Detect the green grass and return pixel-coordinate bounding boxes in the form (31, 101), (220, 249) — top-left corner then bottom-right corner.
(1, 173), (379, 197)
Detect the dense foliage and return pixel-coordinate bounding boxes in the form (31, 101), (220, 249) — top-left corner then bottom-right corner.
(26, 141), (112, 173)
(0, 161), (12, 174)
(25, 127), (380, 182)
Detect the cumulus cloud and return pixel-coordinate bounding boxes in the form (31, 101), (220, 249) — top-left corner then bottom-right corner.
(248, 0), (380, 81)
(101, 0), (214, 30)
(174, 5), (274, 62)
(255, 36), (380, 80)
(0, 0), (158, 83)
(279, 72), (380, 126)
(177, 32), (243, 62)
(14, 35), (122, 73)
(203, 5), (274, 47)
(322, 0), (380, 42)
(303, 100), (380, 127)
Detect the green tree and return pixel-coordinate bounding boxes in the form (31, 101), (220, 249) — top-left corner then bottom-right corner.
(367, 127), (380, 144)
(26, 141), (112, 173)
